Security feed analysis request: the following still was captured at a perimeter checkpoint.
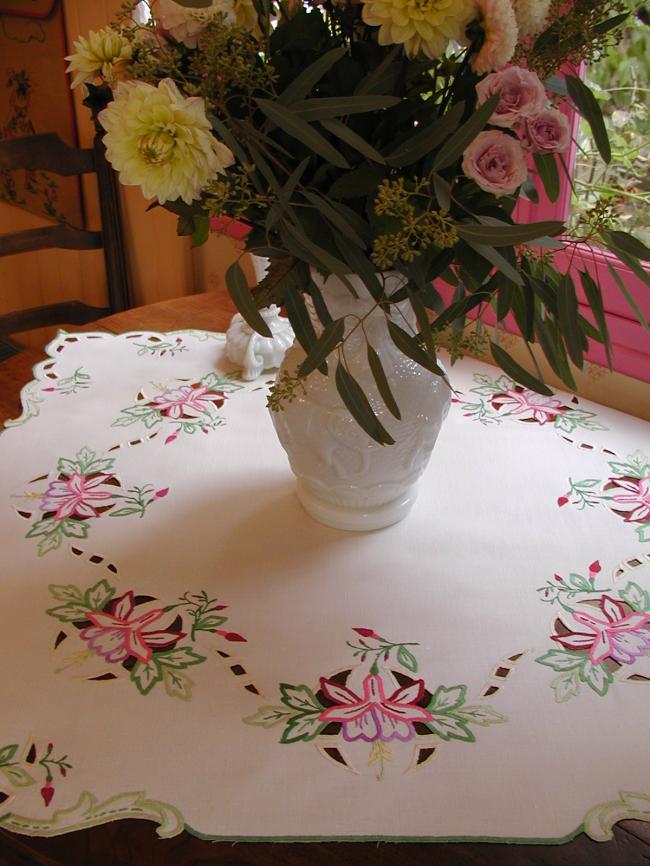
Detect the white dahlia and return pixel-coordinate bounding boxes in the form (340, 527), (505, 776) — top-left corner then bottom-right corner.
(362, 0), (476, 60)
(155, 0), (236, 48)
(512, 0), (551, 39)
(470, 0), (518, 74)
(98, 79), (234, 205)
(66, 27), (132, 89)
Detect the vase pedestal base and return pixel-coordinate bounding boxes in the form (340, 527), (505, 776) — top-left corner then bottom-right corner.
(296, 479), (417, 532)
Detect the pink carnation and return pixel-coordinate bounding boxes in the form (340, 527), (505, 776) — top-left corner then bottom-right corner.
(476, 67), (548, 129)
(521, 108), (571, 154)
(462, 130), (528, 196)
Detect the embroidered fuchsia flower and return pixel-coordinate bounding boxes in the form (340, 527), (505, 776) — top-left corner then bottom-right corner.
(552, 596), (650, 665)
(40, 472), (116, 520)
(151, 385), (225, 419)
(610, 476), (650, 523)
(318, 674), (433, 742)
(80, 591), (183, 664)
(491, 388), (565, 424)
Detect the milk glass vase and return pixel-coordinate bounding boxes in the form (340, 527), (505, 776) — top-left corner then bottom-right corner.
(270, 271), (451, 531)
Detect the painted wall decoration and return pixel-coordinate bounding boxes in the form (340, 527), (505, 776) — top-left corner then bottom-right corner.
(0, 0), (83, 226)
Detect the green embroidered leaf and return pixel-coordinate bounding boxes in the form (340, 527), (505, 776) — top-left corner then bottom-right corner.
(426, 715), (475, 742)
(619, 582), (650, 612)
(200, 373), (244, 393)
(280, 713), (326, 744)
(84, 579), (115, 611)
(56, 457), (79, 476)
(193, 613), (227, 632)
(0, 745), (18, 765)
(131, 659), (163, 695)
(535, 650), (583, 672)
(107, 507), (142, 518)
(60, 518), (90, 540)
(48, 584), (84, 603)
(637, 524), (650, 543)
(73, 447), (97, 473)
(142, 412), (163, 430)
(455, 705), (507, 726)
(428, 684), (467, 713)
(609, 453), (650, 479)
(161, 667), (194, 701)
(0, 765), (35, 788)
(46, 602), (92, 623)
(37, 533), (63, 556)
(579, 659), (612, 696)
(396, 644), (418, 672)
(243, 705), (295, 728)
(156, 648), (206, 669)
(279, 683), (323, 714)
(567, 573), (593, 593)
(25, 519), (60, 539)
(551, 670), (581, 703)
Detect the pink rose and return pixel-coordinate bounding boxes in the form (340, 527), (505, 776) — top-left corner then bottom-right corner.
(520, 109), (571, 154)
(476, 67), (548, 129)
(462, 130), (528, 196)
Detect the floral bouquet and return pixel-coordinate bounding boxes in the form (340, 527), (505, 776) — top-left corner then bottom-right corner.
(67, 0), (649, 443)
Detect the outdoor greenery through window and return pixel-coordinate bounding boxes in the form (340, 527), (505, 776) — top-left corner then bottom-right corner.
(571, 5), (650, 245)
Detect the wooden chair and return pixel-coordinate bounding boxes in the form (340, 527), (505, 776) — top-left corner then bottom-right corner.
(0, 117), (132, 359)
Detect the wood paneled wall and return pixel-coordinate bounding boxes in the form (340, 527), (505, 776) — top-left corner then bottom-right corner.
(0, 0), (250, 345)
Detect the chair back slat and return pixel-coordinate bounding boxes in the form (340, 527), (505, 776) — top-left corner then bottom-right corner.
(0, 133), (95, 176)
(0, 225), (102, 256)
(0, 126), (132, 359)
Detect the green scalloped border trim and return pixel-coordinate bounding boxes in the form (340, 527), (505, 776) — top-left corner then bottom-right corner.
(584, 790), (650, 842)
(0, 791), (185, 839)
(1, 329), (227, 430)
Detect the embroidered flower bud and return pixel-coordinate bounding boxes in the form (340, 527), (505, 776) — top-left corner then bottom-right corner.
(154, 488), (169, 499)
(353, 627), (380, 639)
(214, 629), (246, 641)
(41, 783), (55, 807)
(589, 560), (602, 575)
(557, 495), (569, 507)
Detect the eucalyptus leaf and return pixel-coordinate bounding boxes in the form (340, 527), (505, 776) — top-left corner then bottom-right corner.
(557, 273), (584, 368)
(566, 75), (611, 164)
(292, 95), (400, 121)
(256, 99), (349, 169)
(533, 153), (560, 203)
(278, 46), (346, 104)
(367, 344), (401, 419)
(320, 118), (385, 164)
(299, 318), (345, 376)
(490, 343), (553, 395)
(579, 270), (612, 367)
(456, 221), (565, 247)
(387, 321), (446, 378)
(284, 286), (324, 372)
(335, 362), (395, 445)
(226, 261), (272, 337)
(432, 95), (499, 170)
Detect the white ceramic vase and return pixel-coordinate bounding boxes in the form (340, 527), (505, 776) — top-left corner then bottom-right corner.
(270, 271), (451, 531)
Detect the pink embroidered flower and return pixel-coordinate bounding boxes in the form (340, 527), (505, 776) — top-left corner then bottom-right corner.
(609, 476), (650, 524)
(552, 596), (650, 665)
(151, 385), (225, 419)
(521, 109), (571, 154)
(80, 591), (183, 664)
(318, 674), (433, 742)
(40, 472), (116, 520)
(476, 66), (548, 128)
(491, 388), (565, 424)
(462, 130), (528, 196)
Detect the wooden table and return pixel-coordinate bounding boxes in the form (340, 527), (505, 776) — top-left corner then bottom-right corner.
(1, 292), (649, 866)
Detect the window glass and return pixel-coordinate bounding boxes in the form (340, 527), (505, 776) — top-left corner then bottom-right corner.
(569, 13), (650, 245)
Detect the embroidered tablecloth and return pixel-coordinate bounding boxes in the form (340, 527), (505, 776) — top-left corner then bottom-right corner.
(1, 328), (649, 844)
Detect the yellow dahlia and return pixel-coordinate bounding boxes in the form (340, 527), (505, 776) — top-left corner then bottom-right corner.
(362, 0), (476, 60)
(66, 27), (132, 89)
(98, 79), (234, 205)
(512, 0), (551, 39)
